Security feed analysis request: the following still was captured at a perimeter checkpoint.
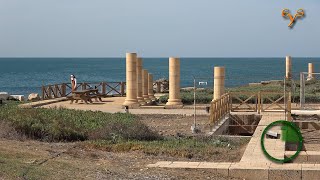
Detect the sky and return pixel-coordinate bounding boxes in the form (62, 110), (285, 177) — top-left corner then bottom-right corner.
(0, 0), (319, 57)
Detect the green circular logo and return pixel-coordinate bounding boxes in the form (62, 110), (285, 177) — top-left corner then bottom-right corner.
(260, 120), (303, 163)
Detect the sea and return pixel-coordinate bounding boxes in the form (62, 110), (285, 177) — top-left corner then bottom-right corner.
(0, 58), (319, 97)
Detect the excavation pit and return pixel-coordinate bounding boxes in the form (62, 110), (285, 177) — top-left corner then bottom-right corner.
(284, 114), (320, 164)
(212, 114), (262, 136)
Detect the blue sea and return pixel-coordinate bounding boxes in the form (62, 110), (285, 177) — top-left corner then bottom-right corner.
(0, 58), (319, 96)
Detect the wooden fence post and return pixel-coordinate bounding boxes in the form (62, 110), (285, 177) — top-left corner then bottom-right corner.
(102, 82), (106, 95)
(258, 91), (261, 114)
(121, 82), (125, 96)
(287, 92), (292, 121)
(54, 84), (58, 98)
(230, 93), (233, 112)
(42, 86), (45, 100)
(82, 83), (86, 90)
(48, 85), (52, 99)
(62, 83), (66, 97)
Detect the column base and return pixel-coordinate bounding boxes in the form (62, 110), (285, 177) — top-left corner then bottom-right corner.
(165, 99), (183, 109)
(143, 95), (151, 103)
(137, 97), (146, 105)
(148, 95), (156, 101)
(122, 99), (140, 109)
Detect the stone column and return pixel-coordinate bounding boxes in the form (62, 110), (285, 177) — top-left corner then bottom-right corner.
(123, 53), (139, 108)
(307, 63), (315, 81)
(165, 57), (183, 108)
(136, 57), (145, 104)
(213, 67), (225, 101)
(142, 69), (151, 102)
(286, 56), (292, 79)
(148, 73), (156, 100)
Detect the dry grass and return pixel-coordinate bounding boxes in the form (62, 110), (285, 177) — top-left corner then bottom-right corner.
(82, 136), (249, 162)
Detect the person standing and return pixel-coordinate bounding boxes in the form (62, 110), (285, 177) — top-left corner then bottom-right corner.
(71, 74), (77, 91)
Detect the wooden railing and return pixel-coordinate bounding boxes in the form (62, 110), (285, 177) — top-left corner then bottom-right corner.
(260, 91), (288, 112)
(230, 92), (258, 112)
(229, 91), (292, 114)
(209, 91), (292, 126)
(209, 93), (231, 126)
(42, 82), (126, 100)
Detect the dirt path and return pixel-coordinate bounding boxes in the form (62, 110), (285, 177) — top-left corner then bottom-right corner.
(0, 139), (241, 180)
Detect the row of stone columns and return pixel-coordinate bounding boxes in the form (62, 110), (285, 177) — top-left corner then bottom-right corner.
(123, 53), (184, 108)
(285, 55), (316, 81)
(123, 52), (227, 108)
(123, 53), (156, 108)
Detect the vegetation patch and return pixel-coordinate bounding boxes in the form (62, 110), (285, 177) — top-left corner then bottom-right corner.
(0, 104), (159, 142)
(159, 89), (213, 104)
(159, 80), (320, 104)
(82, 136), (249, 161)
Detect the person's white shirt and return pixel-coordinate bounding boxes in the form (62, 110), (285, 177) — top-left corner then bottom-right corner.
(71, 75), (77, 91)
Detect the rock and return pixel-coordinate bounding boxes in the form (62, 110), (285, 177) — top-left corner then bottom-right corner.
(260, 81), (271, 85)
(10, 95), (25, 102)
(7, 96), (17, 101)
(28, 93), (40, 101)
(155, 78), (169, 93)
(181, 87), (194, 91)
(0, 92), (9, 100)
(181, 87), (205, 91)
(248, 83), (261, 86)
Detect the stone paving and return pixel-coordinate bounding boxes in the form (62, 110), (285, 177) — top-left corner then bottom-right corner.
(147, 112), (320, 180)
(35, 96), (209, 115)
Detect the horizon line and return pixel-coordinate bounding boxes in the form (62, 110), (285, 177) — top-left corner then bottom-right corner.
(0, 56), (320, 59)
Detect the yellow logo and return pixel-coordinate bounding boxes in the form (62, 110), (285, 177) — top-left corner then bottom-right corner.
(282, 9), (305, 28)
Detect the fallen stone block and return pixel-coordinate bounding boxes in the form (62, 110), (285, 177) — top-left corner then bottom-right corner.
(0, 92), (9, 100)
(28, 93), (40, 101)
(10, 95), (25, 102)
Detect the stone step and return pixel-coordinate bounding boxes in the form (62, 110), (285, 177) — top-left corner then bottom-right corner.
(140, 105), (165, 109)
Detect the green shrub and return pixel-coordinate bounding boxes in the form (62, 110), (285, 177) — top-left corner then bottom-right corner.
(0, 105), (160, 142)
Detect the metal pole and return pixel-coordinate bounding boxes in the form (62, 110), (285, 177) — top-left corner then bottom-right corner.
(194, 77), (196, 129)
(284, 77), (287, 121)
(300, 72), (305, 109)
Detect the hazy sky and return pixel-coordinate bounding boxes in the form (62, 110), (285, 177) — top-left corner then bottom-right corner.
(0, 0), (319, 57)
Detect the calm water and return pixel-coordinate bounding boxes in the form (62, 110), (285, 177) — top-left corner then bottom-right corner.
(0, 58), (319, 96)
